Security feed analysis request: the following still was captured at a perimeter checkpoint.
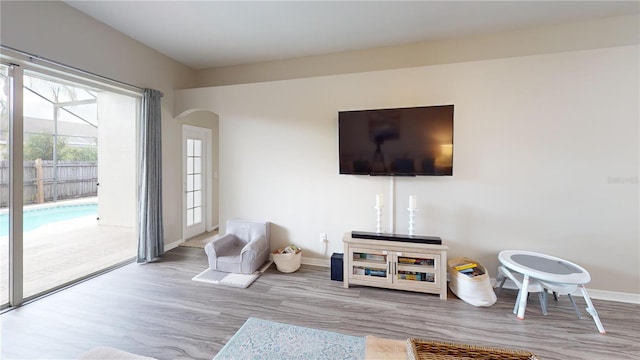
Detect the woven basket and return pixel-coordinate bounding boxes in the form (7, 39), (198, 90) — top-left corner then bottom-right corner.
(407, 338), (538, 360)
(272, 249), (302, 273)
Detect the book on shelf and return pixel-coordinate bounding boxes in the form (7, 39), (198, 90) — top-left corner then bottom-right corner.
(398, 258), (417, 264)
(354, 266), (387, 277)
(398, 257), (435, 266)
(354, 253), (385, 262)
(461, 267), (485, 277)
(397, 272), (435, 282)
(366, 268), (387, 277)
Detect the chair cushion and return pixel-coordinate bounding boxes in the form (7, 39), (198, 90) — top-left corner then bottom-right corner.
(216, 241), (244, 258)
(216, 255), (243, 273)
(214, 242), (244, 273)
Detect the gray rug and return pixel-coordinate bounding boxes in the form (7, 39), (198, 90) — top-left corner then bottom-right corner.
(213, 317), (365, 360)
(192, 261), (271, 289)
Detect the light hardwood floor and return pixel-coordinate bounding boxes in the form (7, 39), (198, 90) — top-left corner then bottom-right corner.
(1, 247), (639, 360)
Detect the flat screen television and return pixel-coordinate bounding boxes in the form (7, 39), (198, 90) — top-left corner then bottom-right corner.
(338, 104), (454, 176)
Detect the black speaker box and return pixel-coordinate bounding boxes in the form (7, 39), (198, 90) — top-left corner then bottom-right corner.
(331, 253), (343, 281)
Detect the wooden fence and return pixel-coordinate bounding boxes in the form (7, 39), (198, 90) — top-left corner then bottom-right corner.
(0, 160), (98, 207)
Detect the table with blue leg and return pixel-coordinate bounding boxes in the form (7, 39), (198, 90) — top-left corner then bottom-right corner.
(498, 250), (606, 334)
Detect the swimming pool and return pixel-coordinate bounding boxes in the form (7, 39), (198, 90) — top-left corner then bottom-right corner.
(0, 203), (97, 236)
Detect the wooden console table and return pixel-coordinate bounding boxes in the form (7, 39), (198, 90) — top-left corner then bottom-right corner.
(343, 233), (448, 299)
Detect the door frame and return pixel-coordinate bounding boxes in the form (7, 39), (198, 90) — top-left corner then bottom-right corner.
(182, 124), (213, 240)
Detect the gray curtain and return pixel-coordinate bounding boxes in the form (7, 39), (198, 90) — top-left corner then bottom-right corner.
(137, 88), (164, 263)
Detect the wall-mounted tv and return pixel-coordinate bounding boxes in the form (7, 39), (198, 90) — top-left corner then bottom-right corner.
(338, 105), (454, 176)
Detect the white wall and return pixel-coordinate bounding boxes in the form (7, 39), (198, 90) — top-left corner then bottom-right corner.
(96, 92), (136, 227)
(4, 1), (638, 296)
(176, 45), (639, 295)
(196, 14), (639, 87)
(1, 0), (196, 245)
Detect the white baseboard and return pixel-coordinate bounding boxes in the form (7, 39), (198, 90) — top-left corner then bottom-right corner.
(574, 289), (640, 304)
(165, 239), (183, 251)
(170, 246), (640, 305)
(301, 256), (331, 267)
(289, 260), (640, 304)
(492, 278), (640, 304)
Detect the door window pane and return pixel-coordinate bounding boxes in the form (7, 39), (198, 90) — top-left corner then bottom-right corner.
(194, 174), (202, 191)
(187, 208), (194, 226)
(187, 139), (193, 156)
(187, 174), (194, 191)
(193, 207), (202, 224)
(187, 157), (193, 173)
(187, 192), (194, 209)
(194, 157), (201, 174)
(194, 139), (201, 156)
(194, 190), (202, 207)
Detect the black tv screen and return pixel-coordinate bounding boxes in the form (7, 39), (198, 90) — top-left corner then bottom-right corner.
(338, 105), (454, 176)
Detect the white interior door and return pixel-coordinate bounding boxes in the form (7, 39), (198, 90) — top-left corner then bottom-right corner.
(183, 126), (208, 239)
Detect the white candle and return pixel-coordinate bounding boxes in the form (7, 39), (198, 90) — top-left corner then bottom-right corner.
(376, 194), (383, 207)
(409, 195), (416, 210)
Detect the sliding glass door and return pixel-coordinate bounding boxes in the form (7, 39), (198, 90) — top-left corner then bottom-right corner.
(1, 59), (140, 308)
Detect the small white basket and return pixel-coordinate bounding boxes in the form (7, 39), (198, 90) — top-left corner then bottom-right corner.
(272, 249), (302, 273)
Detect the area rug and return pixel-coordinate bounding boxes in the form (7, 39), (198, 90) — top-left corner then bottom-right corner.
(213, 317), (365, 360)
(192, 261), (271, 289)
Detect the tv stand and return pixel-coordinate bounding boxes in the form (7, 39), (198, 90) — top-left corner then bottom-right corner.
(343, 233), (448, 299)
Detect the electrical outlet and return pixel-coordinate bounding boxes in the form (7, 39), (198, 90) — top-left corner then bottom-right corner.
(319, 233), (327, 242)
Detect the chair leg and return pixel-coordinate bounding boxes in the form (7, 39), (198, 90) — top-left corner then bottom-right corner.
(539, 291), (548, 316)
(513, 289), (522, 314)
(553, 291), (559, 301)
(568, 294), (582, 319)
(579, 285), (606, 334)
(496, 277), (506, 296)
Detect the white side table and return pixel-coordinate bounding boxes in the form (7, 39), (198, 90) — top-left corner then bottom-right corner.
(498, 250), (605, 334)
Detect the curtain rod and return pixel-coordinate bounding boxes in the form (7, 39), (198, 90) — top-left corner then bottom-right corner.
(1, 44), (152, 93)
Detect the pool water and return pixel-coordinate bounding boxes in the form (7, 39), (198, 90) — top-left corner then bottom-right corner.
(0, 203), (97, 237)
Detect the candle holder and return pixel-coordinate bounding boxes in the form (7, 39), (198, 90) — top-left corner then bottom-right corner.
(375, 206), (383, 233)
(408, 208), (418, 236)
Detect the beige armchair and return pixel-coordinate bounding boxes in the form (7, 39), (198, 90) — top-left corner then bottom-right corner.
(204, 220), (270, 274)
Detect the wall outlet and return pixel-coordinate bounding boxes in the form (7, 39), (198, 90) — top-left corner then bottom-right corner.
(319, 233), (327, 242)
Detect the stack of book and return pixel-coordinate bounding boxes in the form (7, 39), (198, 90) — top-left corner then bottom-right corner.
(453, 262), (484, 277)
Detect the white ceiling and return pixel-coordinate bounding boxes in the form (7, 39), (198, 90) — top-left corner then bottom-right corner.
(64, 1), (639, 70)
